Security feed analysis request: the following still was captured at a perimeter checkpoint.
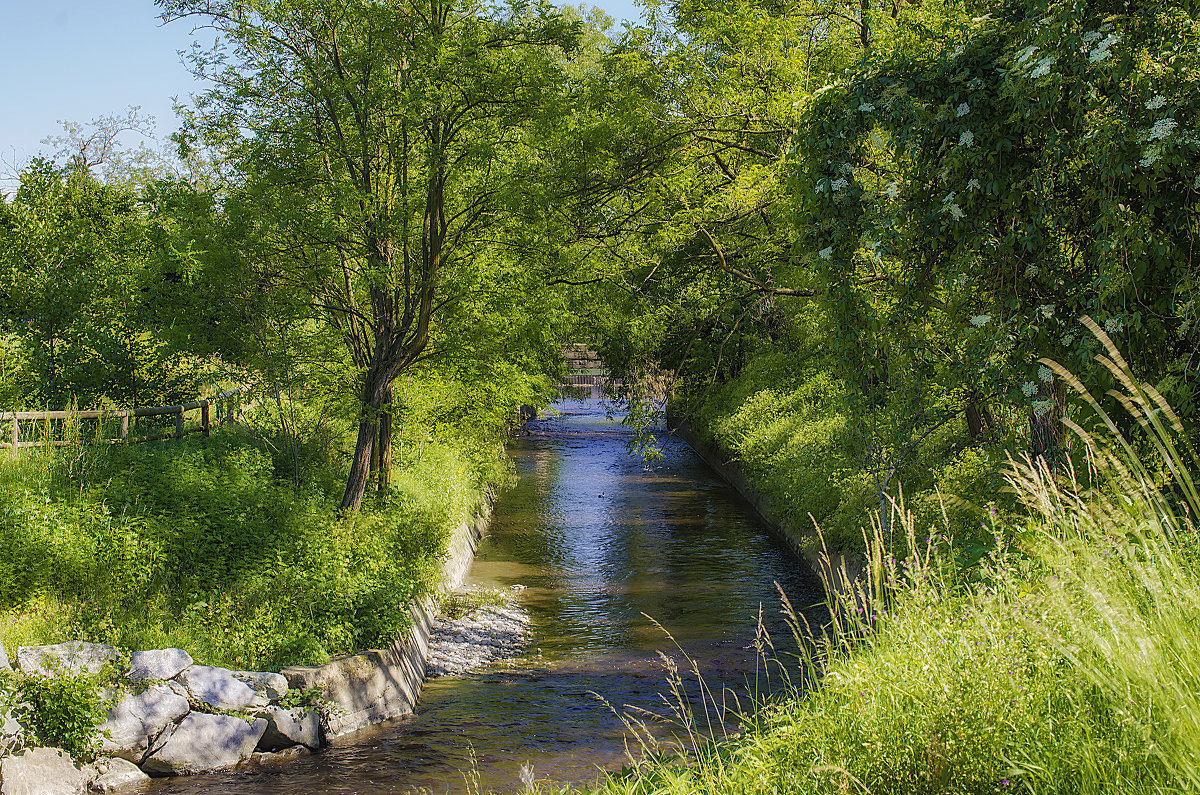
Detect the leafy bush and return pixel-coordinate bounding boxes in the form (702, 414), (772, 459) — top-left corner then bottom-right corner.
(3, 667), (108, 761)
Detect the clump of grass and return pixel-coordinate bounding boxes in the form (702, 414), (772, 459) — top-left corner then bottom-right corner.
(586, 317), (1200, 795)
(438, 586), (513, 620)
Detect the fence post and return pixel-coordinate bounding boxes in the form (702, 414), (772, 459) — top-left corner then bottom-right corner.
(119, 413), (129, 442)
(9, 417), (16, 451)
(201, 401), (210, 437)
(175, 406), (185, 440)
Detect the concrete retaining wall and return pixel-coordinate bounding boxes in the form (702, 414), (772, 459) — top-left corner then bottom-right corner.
(667, 414), (862, 598)
(281, 509), (490, 739)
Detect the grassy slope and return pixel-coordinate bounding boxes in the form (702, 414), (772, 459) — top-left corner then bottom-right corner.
(0, 425), (502, 671)
(583, 342), (1199, 794)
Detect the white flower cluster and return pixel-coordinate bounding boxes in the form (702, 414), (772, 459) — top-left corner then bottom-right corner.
(818, 246), (833, 260)
(1061, 332), (1075, 346)
(942, 191), (956, 204)
(1022, 381), (1038, 397)
(959, 130), (975, 147)
(1104, 316), (1123, 334)
(1032, 398), (1056, 417)
(1038, 364), (1053, 383)
(1025, 264), (1040, 277)
(970, 314), (991, 327)
(1148, 118), (1177, 141)
(1140, 148), (1162, 168)
(947, 203), (965, 220)
(839, 162), (855, 174)
(956, 102), (971, 117)
(1039, 303), (1055, 318)
(859, 103), (876, 112)
(1030, 56), (1055, 79)
(886, 182), (900, 199)
(1082, 31), (1101, 44)
(1089, 33), (1120, 63)
(1145, 95), (1167, 110)
(967, 178), (981, 190)
(832, 177), (849, 191)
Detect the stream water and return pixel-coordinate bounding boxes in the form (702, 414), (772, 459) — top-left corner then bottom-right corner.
(146, 399), (826, 794)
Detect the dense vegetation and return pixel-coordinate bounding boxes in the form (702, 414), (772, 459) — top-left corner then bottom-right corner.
(1, 0), (1198, 788)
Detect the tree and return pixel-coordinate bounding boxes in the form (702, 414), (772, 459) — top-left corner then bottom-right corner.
(160, 0), (583, 508)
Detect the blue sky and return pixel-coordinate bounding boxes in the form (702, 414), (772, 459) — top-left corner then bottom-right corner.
(0, 0), (646, 179)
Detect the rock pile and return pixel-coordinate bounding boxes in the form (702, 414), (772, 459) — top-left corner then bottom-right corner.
(425, 597), (532, 677)
(0, 641), (323, 792)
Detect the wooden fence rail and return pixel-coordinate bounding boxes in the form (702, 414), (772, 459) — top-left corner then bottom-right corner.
(0, 388), (247, 450)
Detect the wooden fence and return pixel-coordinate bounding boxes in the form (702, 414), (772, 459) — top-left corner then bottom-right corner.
(0, 388), (248, 450)
(560, 344), (620, 397)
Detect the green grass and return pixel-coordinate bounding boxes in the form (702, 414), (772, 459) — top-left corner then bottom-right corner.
(585, 323), (1200, 794)
(0, 425), (497, 671)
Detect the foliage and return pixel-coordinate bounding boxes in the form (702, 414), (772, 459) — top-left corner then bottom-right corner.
(1, 666), (109, 761)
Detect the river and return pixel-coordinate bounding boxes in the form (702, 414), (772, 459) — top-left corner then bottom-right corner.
(147, 399), (826, 794)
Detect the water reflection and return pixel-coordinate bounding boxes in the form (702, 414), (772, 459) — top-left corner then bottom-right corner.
(146, 400), (826, 794)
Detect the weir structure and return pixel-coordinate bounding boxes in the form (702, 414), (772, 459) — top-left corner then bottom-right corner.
(560, 344), (619, 398)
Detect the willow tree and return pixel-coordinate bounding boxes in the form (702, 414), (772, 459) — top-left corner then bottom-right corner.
(160, 0), (581, 508)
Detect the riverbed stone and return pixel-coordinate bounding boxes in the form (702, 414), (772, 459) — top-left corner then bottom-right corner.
(248, 746), (312, 767)
(177, 665), (267, 712)
(84, 758), (149, 793)
(97, 684), (190, 763)
(141, 714), (267, 775)
(231, 671), (288, 702)
(15, 642), (121, 679)
(258, 706), (320, 751)
(128, 650), (192, 683)
(0, 747), (86, 795)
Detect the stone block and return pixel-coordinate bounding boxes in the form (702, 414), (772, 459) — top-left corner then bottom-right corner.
(127, 650), (192, 683)
(0, 748), (86, 795)
(176, 666), (267, 713)
(141, 714), (266, 775)
(97, 684), (190, 763)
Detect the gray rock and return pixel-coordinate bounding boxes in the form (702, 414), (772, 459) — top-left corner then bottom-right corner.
(0, 747), (86, 795)
(248, 746), (312, 767)
(97, 685), (190, 763)
(84, 758), (149, 793)
(141, 714), (267, 775)
(258, 706), (320, 751)
(0, 642), (9, 670)
(15, 643), (121, 679)
(1, 710), (24, 755)
(127, 650), (192, 683)
(176, 666), (267, 712)
(231, 671), (288, 702)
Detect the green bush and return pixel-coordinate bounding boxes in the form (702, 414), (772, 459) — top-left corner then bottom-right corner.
(3, 667), (107, 761)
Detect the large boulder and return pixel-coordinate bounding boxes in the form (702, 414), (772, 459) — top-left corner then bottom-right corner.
(84, 758), (150, 794)
(0, 747), (86, 795)
(231, 671), (288, 702)
(127, 650), (192, 683)
(15, 643), (121, 679)
(258, 706), (320, 751)
(141, 714), (267, 775)
(176, 666), (267, 713)
(97, 684), (190, 763)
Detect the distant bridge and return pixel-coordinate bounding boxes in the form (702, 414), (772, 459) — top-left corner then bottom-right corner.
(560, 344), (620, 398)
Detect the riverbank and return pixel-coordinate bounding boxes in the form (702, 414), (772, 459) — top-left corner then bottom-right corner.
(582, 345), (1200, 793)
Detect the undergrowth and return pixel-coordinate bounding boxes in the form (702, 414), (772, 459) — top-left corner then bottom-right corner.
(0, 425), (499, 671)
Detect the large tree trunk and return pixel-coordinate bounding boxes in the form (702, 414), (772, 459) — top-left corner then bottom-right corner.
(341, 366), (390, 511)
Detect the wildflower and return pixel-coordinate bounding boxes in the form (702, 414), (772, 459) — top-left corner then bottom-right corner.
(1082, 30), (1101, 43)
(1038, 364), (1052, 383)
(1024, 264), (1039, 278)
(1104, 316), (1123, 334)
(1039, 303), (1055, 318)
(858, 103), (875, 112)
(831, 177), (849, 191)
(886, 182), (900, 199)
(1022, 381), (1038, 397)
(970, 315), (991, 327)
(1016, 45), (1038, 65)
(947, 202), (965, 220)
(967, 178), (981, 190)
(1089, 47), (1111, 63)
(1032, 398), (1055, 416)
(1145, 95), (1167, 110)
(1140, 149), (1161, 168)
(956, 102), (971, 117)
(1148, 118), (1177, 140)
(958, 130), (974, 147)
(942, 191), (956, 204)
(1061, 332), (1075, 346)
(1030, 56), (1055, 79)
(818, 246), (833, 260)
(839, 162), (855, 174)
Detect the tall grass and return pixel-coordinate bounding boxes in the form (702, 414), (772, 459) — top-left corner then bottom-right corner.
(586, 318), (1200, 794)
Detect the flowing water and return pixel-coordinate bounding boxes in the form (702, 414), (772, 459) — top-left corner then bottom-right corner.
(147, 400), (826, 794)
